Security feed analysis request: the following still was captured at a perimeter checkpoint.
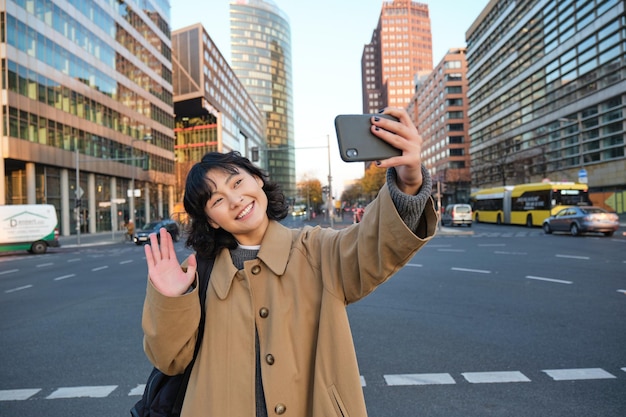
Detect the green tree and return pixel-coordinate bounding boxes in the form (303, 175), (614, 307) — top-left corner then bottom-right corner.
(361, 164), (386, 200)
(297, 178), (323, 212)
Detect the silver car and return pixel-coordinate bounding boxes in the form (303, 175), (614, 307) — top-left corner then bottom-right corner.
(542, 206), (619, 237)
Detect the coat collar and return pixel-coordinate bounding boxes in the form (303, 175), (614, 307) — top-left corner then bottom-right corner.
(210, 220), (293, 300)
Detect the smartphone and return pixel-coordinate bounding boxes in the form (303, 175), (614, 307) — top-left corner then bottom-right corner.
(334, 114), (402, 162)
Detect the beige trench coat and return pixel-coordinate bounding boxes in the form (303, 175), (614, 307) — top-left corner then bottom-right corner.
(142, 185), (437, 416)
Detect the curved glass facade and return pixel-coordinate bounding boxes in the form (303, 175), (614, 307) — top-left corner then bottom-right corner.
(230, 0), (295, 198)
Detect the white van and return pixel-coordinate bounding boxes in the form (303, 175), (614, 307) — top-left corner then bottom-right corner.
(0, 204), (60, 254)
(441, 204), (473, 227)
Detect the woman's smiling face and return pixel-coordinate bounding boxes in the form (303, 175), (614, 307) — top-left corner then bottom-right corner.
(203, 166), (269, 246)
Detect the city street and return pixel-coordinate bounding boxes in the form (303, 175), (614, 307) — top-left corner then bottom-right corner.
(1, 220), (625, 417)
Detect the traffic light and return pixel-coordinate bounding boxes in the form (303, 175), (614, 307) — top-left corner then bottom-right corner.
(75, 199), (82, 208)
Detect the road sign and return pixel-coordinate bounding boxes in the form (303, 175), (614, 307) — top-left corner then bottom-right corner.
(75, 186), (84, 199)
(578, 169), (588, 184)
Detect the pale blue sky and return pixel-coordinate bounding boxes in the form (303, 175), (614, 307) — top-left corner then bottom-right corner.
(171, 0), (490, 195)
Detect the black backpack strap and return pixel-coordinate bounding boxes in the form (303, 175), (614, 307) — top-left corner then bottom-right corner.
(172, 254), (215, 414)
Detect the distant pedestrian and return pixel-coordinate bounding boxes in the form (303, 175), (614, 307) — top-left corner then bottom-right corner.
(126, 219), (134, 241)
(140, 107), (437, 416)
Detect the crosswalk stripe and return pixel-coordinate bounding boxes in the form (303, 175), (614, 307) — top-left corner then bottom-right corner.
(462, 371), (530, 383)
(4, 367), (624, 401)
(385, 373), (456, 386)
(128, 385), (145, 396)
(542, 368), (617, 381)
(46, 386), (118, 399)
(0, 389), (41, 401)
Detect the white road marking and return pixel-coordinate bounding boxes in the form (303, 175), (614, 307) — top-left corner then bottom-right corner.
(128, 385), (145, 396)
(36, 263), (54, 268)
(438, 249), (466, 252)
(617, 289), (626, 295)
(405, 263), (423, 267)
(542, 368), (616, 381)
(360, 376), (366, 387)
(0, 269), (19, 275)
(478, 244), (506, 247)
(91, 266), (108, 272)
(119, 260), (134, 265)
(54, 274), (76, 281)
(526, 275), (573, 285)
(462, 371), (530, 383)
(46, 386), (118, 399)
(451, 267), (491, 274)
(494, 251), (527, 255)
(385, 373), (456, 386)
(67, 258), (81, 262)
(5, 285), (33, 293)
(556, 254), (589, 260)
(0, 388), (41, 401)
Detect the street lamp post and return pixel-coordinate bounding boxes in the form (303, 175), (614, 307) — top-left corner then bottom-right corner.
(75, 138), (81, 246)
(326, 134), (334, 228)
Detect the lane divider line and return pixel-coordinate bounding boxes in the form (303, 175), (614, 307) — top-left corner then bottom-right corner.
(5, 285), (33, 293)
(526, 275), (573, 285)
(91, 266), (109, 272)
(451, 267), (491, 274)
(54, 274), (76, 281)
(556, 254), (589, 260)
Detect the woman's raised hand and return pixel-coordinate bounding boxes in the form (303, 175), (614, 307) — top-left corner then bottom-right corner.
(144, 228), (197, 296)
(370, 107), (424, 195)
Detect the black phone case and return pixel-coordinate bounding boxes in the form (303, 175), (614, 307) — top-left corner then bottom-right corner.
(334, 114), (402, 162)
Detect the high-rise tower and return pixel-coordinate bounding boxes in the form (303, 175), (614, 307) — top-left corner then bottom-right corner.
(362, 0), (433, 113)
(230, 0), (295, 198)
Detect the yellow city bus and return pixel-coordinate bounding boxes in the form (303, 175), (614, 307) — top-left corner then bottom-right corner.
(470, 182), (591, 227)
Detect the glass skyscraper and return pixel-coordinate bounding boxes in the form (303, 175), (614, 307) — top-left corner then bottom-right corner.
(1, 0), (176, 235)
(229, 0), (295, 198)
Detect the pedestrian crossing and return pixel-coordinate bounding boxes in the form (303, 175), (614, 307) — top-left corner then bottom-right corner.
(1, 367), (623, 401)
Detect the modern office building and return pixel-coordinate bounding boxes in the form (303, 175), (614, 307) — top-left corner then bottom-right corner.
(466, 0), (625, 212)
(171, 23), (266, 207)
(229, 0), (295, 198)
(1, 0), (176, 235)
(408, 48), (471, 206)
(362, 0), (433, 113)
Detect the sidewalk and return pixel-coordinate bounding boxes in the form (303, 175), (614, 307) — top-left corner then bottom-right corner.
(58, 230), (130, 248)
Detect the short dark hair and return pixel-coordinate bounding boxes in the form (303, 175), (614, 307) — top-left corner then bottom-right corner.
(183, 151), (289, 258)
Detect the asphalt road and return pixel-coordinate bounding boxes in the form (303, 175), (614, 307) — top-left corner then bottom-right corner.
(0, 221), (624, 416)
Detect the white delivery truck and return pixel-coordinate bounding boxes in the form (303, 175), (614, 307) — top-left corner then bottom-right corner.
(0, 204), (60, 254)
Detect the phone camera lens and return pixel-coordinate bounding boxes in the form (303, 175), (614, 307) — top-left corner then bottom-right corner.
(347, 149), (358, 158)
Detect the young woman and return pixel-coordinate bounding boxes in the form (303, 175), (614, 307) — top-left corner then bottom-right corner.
(142, 107), (437, 416)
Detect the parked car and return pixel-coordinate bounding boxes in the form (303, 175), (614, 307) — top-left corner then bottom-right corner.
(134, 219), (180, 245)
(441, 204), (473, 227)
(542, 206), (619, 237)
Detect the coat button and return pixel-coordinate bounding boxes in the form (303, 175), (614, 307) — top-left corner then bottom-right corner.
(265, 353), (275, 365)
(259, 307), (269, 318)
(274, 403), (286, 414)
(251, 265), (261, 275)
